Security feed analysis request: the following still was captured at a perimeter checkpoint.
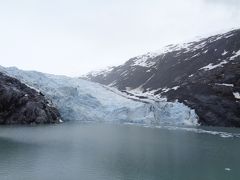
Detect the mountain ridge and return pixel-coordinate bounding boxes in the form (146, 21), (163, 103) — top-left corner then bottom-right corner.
(83, 28), (240, 127)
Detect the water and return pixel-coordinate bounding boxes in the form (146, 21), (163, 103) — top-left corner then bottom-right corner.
(0, 122), (239, 180)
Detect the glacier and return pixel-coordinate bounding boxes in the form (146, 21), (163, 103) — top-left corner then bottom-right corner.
(0, 66), (198, 126)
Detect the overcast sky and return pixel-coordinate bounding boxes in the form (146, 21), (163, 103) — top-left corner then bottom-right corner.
(0, 0), (239, 76)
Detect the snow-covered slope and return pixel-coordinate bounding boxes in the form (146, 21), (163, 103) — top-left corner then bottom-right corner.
(83, 28), (240, 127)
(84, 29), (240, 91)
(0, 66), (198, 126)
(82, 66), (115, 79)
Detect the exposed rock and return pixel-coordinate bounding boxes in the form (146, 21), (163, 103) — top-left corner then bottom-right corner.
(0, 72), (60, 125)
(84, 29), (240, 127)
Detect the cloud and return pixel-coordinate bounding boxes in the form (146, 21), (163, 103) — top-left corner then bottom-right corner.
(204, 0), (240, 6)
(0, 0), (239, 76)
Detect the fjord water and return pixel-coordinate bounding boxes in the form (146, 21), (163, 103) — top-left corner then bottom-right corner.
(0, 122), (239, 180)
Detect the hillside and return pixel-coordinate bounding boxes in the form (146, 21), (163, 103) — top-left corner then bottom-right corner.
(84, 29), (240, 127)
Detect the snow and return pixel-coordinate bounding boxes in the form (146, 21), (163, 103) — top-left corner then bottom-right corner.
(0, 66), (198, 126)
(191, 53), (200, 58)
(120, 70), (128, 77)
(233, 92), (240, 100)
(199, 49), (239, 72)
(24, 83), (41, 93)
(138, 74), (155, 88)
(172, 86), (180, 90)
(155, 44), (187, 54)
(83, 30), (238, 78)
(199, 60), (228, 71)
(224, 33), (234, 38)
(84, 66), (115, 78)
(128, 31), (237, 69)
(108, 80), (117, 87)
(131, 53), (156, 67)
(129, 36), (215, 68)
(162, 87), (171, 93)
(230, 50), (240, 60)
(215, 83), (234, 87)
(125, 87), (165, 102)
(222, 50), (228, 56)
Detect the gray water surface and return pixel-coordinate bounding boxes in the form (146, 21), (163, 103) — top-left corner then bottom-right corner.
(0, 122), (239, 180)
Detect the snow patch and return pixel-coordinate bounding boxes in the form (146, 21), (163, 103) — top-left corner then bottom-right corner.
(224, 33), (234, 38)
(84, 66), (115, 78)
(199, 49), (239, 71)
(108, 80), (117, 87)
(199, 60), (228, 71)
(222, 50), (228, 56)
(191, 53), (200, 58)
(162, 87), (171, 93)
(215, 83), (234, 87)
(131, 53), (156, 67)
(172, 86), (180, 90)
(230, 50), (240, 60)
(120, 70), (128, 77)
(24, 83), (41, 93)
(233, 92), (240, 99)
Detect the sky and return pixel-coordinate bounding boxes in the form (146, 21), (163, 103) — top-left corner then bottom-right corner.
(0, 0), (240, 76)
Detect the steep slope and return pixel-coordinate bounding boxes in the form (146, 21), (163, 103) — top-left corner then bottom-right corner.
(0, 72), (60, 125)
(0, 66), (198, 126)
(84, 29), (240, 127)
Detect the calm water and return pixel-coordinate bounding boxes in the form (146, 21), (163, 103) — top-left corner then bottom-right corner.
(0, 122), (240, 180)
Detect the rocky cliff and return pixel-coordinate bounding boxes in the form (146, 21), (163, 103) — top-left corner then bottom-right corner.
(0, 72), (60, 125)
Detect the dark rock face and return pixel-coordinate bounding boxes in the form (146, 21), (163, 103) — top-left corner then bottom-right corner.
(84, 29), (240, 127)
(0, 72), (60, 125)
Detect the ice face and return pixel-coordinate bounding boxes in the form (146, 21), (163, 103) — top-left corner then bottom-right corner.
(0, 66), (198, 126)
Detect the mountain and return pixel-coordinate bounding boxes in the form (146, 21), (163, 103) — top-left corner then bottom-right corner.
(0, 72), (60, 125)
(0, 66), (198, 126)
(83, 29), (240, 127)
